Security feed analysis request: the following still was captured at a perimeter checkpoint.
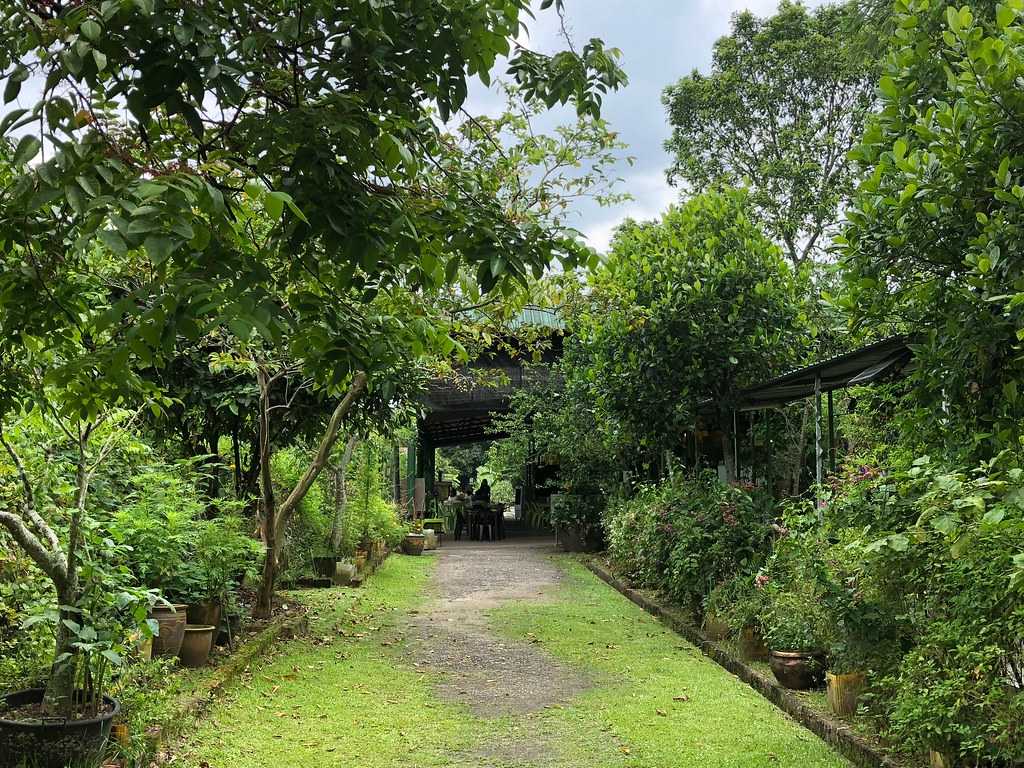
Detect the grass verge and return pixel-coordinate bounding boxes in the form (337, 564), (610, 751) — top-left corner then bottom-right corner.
(488, 557), (851, 768)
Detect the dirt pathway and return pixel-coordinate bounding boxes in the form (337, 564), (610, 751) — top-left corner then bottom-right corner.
(407, 538), (590, 717)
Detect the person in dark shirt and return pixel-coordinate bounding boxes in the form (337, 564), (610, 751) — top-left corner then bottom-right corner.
(472, 479), (491, 503)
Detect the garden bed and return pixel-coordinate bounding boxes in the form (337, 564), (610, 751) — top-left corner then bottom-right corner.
(585, 557), (915, 768)
(104, 603), (309, 768)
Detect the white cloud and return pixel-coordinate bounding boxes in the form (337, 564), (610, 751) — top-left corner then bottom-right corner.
(584, 170), (679, 252)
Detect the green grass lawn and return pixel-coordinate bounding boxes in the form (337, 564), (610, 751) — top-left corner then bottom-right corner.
(178, 554), (849, 768)
(179, 555), (486, 768)
(488, 558), (850, 768)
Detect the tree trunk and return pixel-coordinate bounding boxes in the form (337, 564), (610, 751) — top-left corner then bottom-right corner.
(253, 371), (368, 619)
(720, 409), (737, 483)
(328, 435), (357, 553)
(253, 368), (278, 620)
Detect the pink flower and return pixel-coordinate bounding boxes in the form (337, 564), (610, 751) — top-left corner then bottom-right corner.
(755, 574), (770, 589)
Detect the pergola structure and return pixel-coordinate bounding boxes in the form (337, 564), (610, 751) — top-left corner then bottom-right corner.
(408, 307), (564, 505)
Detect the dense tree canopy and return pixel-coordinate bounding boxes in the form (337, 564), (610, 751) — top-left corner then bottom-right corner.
(578, 189), (810, 477)
(662, 0), (876, 266)
(841, 0), (1024, 457)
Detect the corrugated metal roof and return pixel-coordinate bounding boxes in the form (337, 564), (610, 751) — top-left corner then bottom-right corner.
(507, 305), (564, 330)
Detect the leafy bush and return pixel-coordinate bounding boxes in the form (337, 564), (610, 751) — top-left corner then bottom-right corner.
(858, 455), (1024, 762)
(605, 472), (774, 611)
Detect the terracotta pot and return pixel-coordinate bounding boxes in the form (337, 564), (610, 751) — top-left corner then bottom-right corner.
(403, 533), (425, 556)
(768, 649), (826, 690)
(702, 614), (730, 641)
(354, 549), (369, 572)
(929, 749), (956, 768)
(150, 603), (187, 657)
(138, 635), (153, 662)
(739, 626), (769, 662)
(187, 600), (222, 629)
(178, 625), (216, 668)
(826, 671), (866, 717)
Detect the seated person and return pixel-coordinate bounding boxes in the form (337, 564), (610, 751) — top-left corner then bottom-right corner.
(472, 479), (491, 504)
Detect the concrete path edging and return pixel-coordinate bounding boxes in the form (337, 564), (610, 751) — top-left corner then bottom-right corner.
(584, 558), (915, 768)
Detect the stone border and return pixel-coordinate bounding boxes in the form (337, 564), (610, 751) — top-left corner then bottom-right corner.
(584, 559), (914, 768)
(148, 612), (309, 763)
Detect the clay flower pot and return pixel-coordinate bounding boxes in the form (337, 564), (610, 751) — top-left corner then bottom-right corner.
(702, 614), (731, 641)
(826, 671), (866, 717)
(768, 649), (826, 690)
(354, 549), (369, 572)
(739, 626), (770, 662)
(929, 749), (956, 768)
(150, 603), (187, 657)
(178, 625), (216, 668)
(403, 532), (426, 556)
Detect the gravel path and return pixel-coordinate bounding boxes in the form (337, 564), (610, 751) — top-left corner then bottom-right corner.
(407, 538), (591, 719)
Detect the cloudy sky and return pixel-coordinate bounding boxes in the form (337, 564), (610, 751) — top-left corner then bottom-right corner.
(464, 0), (826, 252)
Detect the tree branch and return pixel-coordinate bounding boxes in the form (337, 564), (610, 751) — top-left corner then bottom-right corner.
(275, 372), (369, 539)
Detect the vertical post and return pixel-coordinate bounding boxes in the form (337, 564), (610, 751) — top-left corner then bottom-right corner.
(827, 390), (836, 474)
(406, 440), (416, 514)
(392, 441), (401, 503)
(733, 409), (739, 482)
(815, 375), (824, 503)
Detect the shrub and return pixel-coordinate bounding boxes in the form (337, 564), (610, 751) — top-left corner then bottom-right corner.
(859, 456), (1024, 762)
(605, 472), (775, 611)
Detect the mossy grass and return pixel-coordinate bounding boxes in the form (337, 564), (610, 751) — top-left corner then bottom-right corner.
(179, 553), (850, 768)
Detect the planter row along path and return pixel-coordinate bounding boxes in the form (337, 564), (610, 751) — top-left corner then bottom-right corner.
(177, 540), (852, 768)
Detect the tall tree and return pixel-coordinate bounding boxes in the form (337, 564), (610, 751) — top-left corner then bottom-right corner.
(841, 0), (1024, 458)
(580, 189), (810, 480)
(662, 1), (876, 266)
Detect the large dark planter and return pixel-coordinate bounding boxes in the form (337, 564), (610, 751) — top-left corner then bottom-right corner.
(187, 600), (222, 630)
(312, 556), (341, 578)
(0, 688), (119, 768)
(554, 525), (603, 553)
(402, 533), (425, 556)
(769, 650), (827, 690)
(150, 603), (187, 657)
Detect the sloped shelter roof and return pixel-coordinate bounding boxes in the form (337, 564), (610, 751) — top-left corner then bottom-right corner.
(737, 336), (912, 411)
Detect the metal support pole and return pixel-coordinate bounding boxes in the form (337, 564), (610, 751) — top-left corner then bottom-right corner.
(814, 375), (824, 500)
(732, 409), (739, 481)
(827, 390), (836, 474)
(406, 440), (416, 513)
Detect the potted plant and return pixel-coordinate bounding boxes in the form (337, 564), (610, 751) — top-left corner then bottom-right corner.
(825, 625), (872, 716)
(717, 574), (770, 662)
(176, 514), (261, 636)
(701, 583), (733, 641)
(761, 587), (828, 690)
(0, 534), (154, 768)
(403, 521), (425, 556)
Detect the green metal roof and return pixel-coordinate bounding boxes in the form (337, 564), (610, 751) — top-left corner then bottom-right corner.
(507, 305), (564, 330)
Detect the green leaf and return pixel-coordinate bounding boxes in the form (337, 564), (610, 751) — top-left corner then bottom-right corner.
(13, 134), (41, 165)
(80, 19), (101, 42)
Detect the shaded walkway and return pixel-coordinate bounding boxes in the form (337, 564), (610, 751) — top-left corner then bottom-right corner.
(180, 544), (851, 768)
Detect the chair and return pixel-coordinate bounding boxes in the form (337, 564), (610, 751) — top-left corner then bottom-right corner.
(422, 516), (447, 546)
